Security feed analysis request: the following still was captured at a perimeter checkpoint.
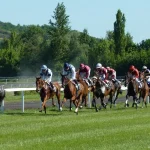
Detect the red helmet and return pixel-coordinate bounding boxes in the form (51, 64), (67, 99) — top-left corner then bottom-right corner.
(129, 65), (135, 71)
(80, 63), (85, 70)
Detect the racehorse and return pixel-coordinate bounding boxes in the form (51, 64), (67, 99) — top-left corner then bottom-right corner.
(93, 77), (116, 112)
(139, 71), (150, 108)
(76, 71), (94, 108)
(112, 80), (122, 105)
(0, 85), (5, 110)
(124, 74), (139, 109)
(36, 77), (61, 114)
(60, 73), (84, 114)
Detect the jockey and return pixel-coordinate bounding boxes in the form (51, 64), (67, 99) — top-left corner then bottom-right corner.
(141, 65), (150, 83)
(95, 63), (109, 88)
(142, 65), (150, 74)
(40, 65), (56, 92)
(62, 63), (79, 89)
(128, 65), (142, 88)
(106, 67), (116, 80)
(106, 67), (121, 85)
(79, 63), (93, 86)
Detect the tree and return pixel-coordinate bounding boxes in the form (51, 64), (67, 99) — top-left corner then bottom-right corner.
(48, 2), (70, 67)
(114, 9), (126, 55)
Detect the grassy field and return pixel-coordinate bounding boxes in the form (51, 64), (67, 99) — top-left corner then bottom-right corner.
(0, 101), (150, 150)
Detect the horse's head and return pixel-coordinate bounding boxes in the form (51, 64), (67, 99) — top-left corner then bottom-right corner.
(60, 73), (69, 87)
(95, 77), (105, 89)
(36, 76), (45, 92)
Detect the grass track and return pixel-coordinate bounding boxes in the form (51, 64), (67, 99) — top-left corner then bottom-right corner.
(0, 103), (150, 150)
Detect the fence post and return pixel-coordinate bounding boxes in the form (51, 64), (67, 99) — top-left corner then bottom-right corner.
(88, 92), (91, 108)
(21, 91), (24, 112)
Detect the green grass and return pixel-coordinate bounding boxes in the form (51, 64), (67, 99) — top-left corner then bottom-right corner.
(0, 103), (150, 150)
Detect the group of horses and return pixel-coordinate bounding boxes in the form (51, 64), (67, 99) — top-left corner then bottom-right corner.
(35, 72), (123, 114)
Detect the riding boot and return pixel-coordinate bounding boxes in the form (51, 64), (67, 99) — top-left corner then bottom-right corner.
(49, 82), (56, 92)
(73, 79), (79, 90)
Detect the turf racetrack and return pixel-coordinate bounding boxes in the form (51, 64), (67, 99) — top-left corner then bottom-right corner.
(0, 97), (150, 150)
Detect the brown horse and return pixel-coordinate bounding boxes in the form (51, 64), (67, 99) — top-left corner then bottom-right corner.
(36, 77), (61, 114)
(76, 71), (94, 108)
(93, 77), (117, 111)
(60, 74), (84, 114)
(139, 71), (150, 108)
(124, 74), (139, 108)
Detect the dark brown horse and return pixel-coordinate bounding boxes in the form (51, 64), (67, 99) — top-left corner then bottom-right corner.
(60, 74), (84, 114)
(93, 77), (116, 111)
(124, 74), (139, 108)
(36, 77), (61, 114)
(139, 71), (150, 108)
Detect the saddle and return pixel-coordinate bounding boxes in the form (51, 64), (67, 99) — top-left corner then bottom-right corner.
(45, 81), (56, 92)
(72, 80), (80, 91)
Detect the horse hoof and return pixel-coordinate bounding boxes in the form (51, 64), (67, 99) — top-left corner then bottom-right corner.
(79, 106), (83, 109)
(39, 110), (42, 112)
(60, 107), (62, 111)
(96, 109), (99, 112)
(74, 108), (78, 113)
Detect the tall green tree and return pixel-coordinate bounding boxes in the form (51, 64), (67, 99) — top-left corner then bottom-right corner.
(114, 9), (126, 55)
(48, 2), (70, 68)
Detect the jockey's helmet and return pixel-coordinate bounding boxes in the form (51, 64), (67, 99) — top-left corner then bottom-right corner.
(80, 63), (85, 70)
(129, 65), (135, 71)
(64, 63), (70, 71)
(96, 63), (102, 69)
(142, 66), (147, 70)
(41, 65), (47, 72)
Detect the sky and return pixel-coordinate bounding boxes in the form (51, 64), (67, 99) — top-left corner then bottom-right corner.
(0, 0), (150, 43)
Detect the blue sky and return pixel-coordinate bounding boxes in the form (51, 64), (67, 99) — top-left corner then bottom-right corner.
(0, 0), (150, 43)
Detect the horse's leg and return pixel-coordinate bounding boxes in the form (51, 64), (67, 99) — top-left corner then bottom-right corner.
(94, 97), (98, 112)
(39, 97), (47, 114)
(100, 96), (106, 110)
(80, 96), (87, 109)
(74, 95), (83, 114)
(109, 94), (113, 109)
(60, 97), (67, 111)
(84, 95), (87, 107)
(92, 92), (96, 107)
(56, 91), (61, 111)
(113, 91), (119, 106)
(70, 99), (72, 111)
(132, 95), (138, 109)
(125, 94), (129, 107)
(52, 98), (56, 107)
(143, 93), (148, 108)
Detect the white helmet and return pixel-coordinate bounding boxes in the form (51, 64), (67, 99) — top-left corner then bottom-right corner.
(142, 66), (147, 70)
(96, 63), (102, 68)
(41, 65), (47, 70)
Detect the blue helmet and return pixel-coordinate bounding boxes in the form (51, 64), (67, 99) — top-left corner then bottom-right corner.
(41, 65), (47, 70)
(64, 63), (70, 70)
